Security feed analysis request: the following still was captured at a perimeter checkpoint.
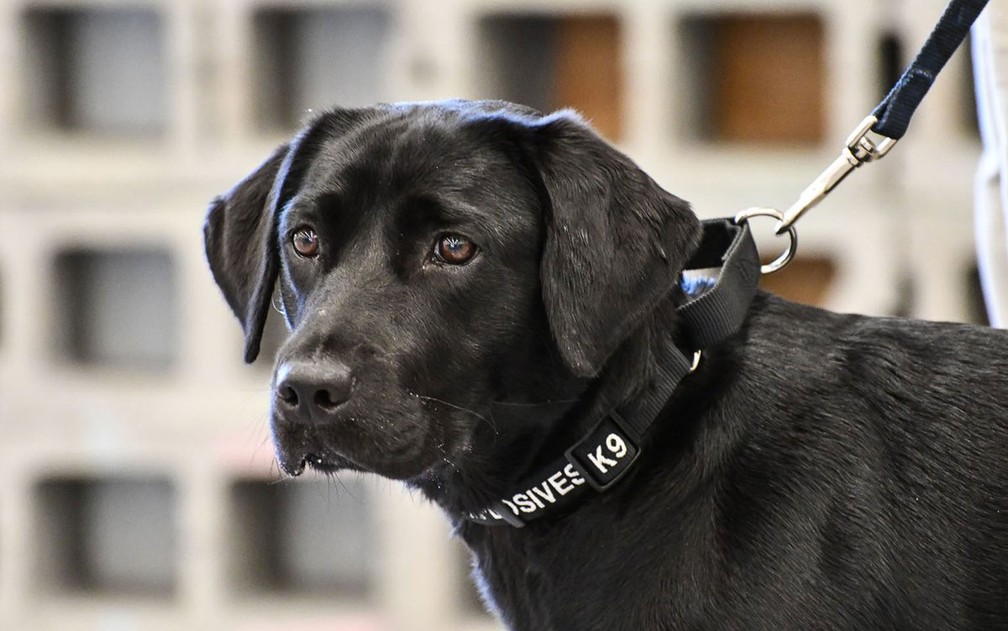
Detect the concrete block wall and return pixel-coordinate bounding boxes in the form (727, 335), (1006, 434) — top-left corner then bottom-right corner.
(0, 0), (983, 629)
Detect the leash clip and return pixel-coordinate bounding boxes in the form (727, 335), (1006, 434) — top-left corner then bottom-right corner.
(775, 115), (897, 234)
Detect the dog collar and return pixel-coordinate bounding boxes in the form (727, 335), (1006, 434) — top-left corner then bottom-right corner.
(463, 218), (762, 527)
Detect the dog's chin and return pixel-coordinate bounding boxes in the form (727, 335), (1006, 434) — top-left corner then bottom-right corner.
(285, 450), (435, 480)
(272, 416), (451, 481)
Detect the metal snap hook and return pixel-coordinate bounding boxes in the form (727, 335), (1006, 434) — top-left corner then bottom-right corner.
(733, 207), (798, 275)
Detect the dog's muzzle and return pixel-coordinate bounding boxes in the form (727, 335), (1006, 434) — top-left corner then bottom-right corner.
(271, 359), (358, 475)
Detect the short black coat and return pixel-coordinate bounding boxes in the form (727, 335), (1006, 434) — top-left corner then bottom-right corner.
(204, 100), (1008, 630)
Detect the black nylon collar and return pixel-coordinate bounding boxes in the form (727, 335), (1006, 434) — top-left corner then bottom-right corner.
(463, 218), (761, 527)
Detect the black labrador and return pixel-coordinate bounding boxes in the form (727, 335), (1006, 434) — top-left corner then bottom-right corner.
(204, 100), (1008, 630)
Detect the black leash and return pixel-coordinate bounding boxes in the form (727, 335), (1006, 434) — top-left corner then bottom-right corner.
(873, 0), (990, 140)
(775, 0), (990, 233)
(464, 219), (761, 527)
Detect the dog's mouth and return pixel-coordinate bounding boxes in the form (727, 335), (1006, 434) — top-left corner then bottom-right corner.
(278, 451), (359, 477)
(271, 408), (456, 481)
(272, 426), (366, 477)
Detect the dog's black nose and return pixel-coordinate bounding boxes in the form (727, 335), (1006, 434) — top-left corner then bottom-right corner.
(274, 360), (355, 423)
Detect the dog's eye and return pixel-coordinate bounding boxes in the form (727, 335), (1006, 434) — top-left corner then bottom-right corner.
(291, 227), (320, 258)
(435, 234), (478, 265)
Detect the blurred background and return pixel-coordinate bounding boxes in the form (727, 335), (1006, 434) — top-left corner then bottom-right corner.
(0, 0), (988, 629)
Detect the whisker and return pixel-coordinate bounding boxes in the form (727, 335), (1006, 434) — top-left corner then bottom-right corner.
(411, 392), (499, 435)
(490, 398), (580, 408)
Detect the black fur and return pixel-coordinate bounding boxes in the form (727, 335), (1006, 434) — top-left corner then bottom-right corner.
(204, 99), (1008, 630)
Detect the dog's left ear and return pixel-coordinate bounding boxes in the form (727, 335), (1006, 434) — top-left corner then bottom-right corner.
(533, 112), (702, 377)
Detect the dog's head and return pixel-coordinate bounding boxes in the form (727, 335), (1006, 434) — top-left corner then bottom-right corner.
(204, 100), (700, 482)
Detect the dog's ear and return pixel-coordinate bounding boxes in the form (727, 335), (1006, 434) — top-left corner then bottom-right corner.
(533, 112), (702, 377)
(204, 145), (289, 363)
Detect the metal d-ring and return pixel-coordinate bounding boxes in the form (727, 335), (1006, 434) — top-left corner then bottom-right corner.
(689, 350), (702, 373)
(733, 207), (798, 275)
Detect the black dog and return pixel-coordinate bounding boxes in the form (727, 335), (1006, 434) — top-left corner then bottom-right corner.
(204, 100), (1008, 630)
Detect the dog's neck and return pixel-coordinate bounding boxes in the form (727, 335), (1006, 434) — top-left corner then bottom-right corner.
(411, 288), (693, 527)
(411, 217), (763, 527)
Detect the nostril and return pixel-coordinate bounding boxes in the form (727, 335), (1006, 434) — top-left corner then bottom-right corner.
(278, 384), (299, 406)
(313, 366), (354, 412)
(314, 388), (341, 411)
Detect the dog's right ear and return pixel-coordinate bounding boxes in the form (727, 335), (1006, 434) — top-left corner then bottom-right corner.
(204, 144), (289, 363)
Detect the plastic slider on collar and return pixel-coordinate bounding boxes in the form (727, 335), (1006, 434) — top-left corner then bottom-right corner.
(564, 412), (641, 492)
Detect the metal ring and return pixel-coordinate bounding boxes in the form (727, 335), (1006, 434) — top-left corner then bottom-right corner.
(689, 350), (702, 373)
(733, 207), (798, 275)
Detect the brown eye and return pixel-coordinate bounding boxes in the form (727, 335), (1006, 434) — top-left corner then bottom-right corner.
(292, 227), (320, 258)
(435, 234), (478, 265)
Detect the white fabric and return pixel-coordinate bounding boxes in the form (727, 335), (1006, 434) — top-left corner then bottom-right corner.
(974, 3), (1008, 326)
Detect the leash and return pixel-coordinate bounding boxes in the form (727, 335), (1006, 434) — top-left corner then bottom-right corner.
(770, 0), (990, 237)
(464, 219), (761, 527)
